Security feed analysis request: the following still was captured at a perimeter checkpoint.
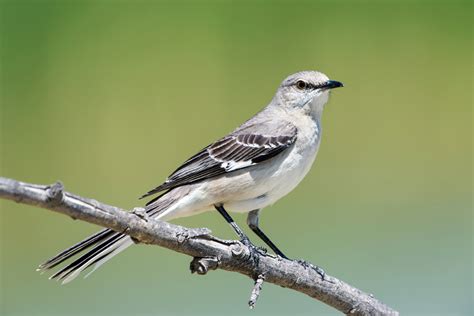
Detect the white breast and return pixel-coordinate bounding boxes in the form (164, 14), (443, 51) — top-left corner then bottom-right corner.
(263, 116), (321, 204)
(221, 114), (322, 213)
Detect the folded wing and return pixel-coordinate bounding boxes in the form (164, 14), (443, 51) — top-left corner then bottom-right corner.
(141, 120), (297, 199)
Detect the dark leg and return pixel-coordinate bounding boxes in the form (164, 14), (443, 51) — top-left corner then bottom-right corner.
(214, 204), (262, 265)
(247, 209), (288, 259)
(247, 209), (325, 279)
(214, 204), (250, 242)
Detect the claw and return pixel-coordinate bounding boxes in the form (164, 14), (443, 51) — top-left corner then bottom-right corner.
(296, 259), (325, 280)
(240, 238), (261, 267)
(257, 246), (268, 255)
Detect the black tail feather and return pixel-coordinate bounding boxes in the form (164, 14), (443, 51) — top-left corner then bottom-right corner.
(38, 187), (183, 282)
(38, 229), (115, 271)
(50, 232), (126, 281)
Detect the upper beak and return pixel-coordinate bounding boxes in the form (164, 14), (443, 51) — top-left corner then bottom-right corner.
(322, 80), (344, 90)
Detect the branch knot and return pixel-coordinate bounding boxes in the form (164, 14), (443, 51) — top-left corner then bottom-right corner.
(190, 257), (219, 274)
(47, 181), (64, 205)
(176, 227), (212, 244)
(131, 207), (148, 222)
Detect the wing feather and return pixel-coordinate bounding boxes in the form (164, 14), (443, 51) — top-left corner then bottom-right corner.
(141, 121), (297, 198)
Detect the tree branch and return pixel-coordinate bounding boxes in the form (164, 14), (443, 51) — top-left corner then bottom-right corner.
(0, 177), (398, 315)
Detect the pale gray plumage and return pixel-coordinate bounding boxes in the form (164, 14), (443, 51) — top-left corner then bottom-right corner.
(38, 70), (343, 283)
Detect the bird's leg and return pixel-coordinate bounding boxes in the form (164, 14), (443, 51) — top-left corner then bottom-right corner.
(214, 204), (249, 241)
(247, 209), (325, 279)
(214, 205), (262, 266)
(247, 209), (287, 258)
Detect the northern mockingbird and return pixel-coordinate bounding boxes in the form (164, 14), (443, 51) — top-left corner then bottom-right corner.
(38, 70), (343, 283)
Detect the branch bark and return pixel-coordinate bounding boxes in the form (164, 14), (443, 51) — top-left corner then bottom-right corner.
(0, 177), (398, 315)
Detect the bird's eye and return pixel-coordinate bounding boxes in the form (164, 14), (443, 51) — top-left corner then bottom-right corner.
(296, 80), (307, 90)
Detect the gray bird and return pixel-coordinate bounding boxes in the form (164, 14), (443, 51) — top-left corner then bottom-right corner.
(38, 70), (343, 283)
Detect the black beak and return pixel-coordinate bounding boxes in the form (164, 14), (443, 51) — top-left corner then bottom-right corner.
(322, 80), (344, 90)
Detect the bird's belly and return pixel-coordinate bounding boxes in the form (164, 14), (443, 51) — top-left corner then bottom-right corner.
(221, 139), (320, 213)
(163, 122), (321, 220)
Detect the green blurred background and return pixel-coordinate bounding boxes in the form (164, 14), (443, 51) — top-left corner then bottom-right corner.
(1, 0), (471, 315)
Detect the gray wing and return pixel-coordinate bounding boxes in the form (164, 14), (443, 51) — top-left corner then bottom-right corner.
(141, 120), (297, 199)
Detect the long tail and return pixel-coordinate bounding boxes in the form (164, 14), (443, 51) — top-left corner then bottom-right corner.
(37, 190), (177, 284)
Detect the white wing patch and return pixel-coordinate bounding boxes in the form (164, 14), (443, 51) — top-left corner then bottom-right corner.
(220, 160), (255, 172)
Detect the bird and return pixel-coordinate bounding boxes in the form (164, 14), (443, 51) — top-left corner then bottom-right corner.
(38, 70), (343, 284)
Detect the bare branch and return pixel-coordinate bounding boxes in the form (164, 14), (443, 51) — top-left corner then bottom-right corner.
(0, 177), (398, 315)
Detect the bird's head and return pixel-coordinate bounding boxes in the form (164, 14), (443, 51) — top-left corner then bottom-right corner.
(275, 70), (343, 115)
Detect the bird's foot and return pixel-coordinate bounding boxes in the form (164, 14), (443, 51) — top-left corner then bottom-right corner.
(240, 237), (264, 267)
(256, 245), (268, 255)
(296, 259), (325, 280)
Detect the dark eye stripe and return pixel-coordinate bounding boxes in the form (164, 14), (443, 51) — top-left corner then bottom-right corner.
(281, 80), (321, 89)
(295, 81), (319, 90)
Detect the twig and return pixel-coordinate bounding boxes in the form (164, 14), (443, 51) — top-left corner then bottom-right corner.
(0, 177), (398, 315)
(248, 274), (265, 309)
